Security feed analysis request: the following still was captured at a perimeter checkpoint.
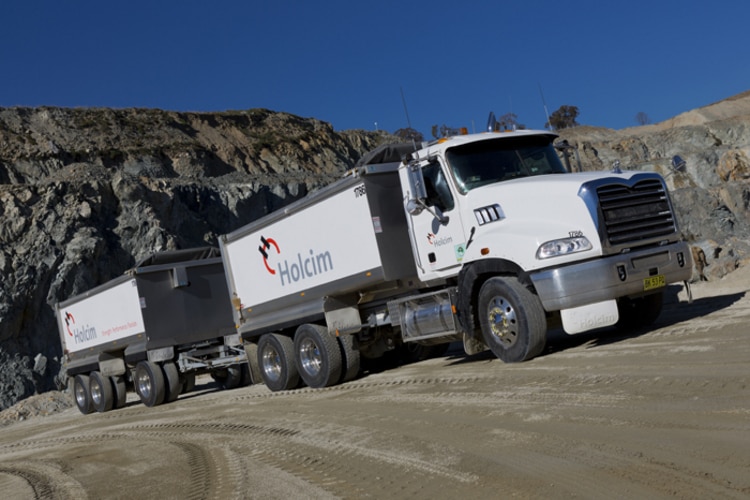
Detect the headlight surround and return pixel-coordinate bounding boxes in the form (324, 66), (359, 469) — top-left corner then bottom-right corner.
(536, 237), (592, 259)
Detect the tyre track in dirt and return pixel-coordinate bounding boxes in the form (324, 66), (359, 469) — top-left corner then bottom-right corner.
(0, 461), (88, 499)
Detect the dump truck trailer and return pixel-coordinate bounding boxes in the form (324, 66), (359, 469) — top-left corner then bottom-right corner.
(57, 247), (247, 414)
(220, 128), (694, 392)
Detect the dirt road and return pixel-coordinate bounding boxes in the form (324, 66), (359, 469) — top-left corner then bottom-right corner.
(1, 271), (749, 499)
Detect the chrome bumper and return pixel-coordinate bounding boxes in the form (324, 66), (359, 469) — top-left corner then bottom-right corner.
(530, 241), (692, 311)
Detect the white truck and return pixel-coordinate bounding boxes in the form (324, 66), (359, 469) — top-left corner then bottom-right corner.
(56, 247), (248, 414)
(220, 128), (693, 392)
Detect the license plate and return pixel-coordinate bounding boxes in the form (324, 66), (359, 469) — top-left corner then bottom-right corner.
(643, 274), (666, 291)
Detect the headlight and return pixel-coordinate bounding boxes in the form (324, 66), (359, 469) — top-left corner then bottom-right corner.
(536, 237), (592, 259)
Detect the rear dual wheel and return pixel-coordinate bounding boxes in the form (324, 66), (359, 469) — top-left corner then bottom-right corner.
(89, 371), (114, 413)
(73, 374), (93, 415)
(294, 324), (342, 389)
(135, 361), (165, 407)
(73, 372), (126, 414)
(257, 333), (299, 392)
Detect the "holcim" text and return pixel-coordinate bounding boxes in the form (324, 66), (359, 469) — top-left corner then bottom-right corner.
(278, 249), (334, 286)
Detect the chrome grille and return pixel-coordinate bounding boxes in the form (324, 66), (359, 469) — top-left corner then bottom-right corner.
(596, 178), (676, 246)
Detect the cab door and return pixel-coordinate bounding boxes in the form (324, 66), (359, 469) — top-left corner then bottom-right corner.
(406, 160), (468, 279)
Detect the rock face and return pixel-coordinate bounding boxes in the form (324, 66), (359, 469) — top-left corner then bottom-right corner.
(558, 92), (750, 280)
(1, 94), (750, 409)
(0, 107), (395, 409)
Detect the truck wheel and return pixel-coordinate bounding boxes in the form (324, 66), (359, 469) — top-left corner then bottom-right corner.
(162, 362), (182, 403)
(243, 342), (262, 385)
(338, 335), (361, 383)
(89, 371), (114, 413)
(182, 373), (196, 394)
(73, 374), (94, 415)
(400, 342), (450, 363)
(240, 363), (252, 387)
(214, 365), (242, 390)
(111, 375), (127, 409)
(478, 277), (547, 363)
(294, 324), (343, 389)
(258, 334), (300, 391)
(616, 292), (663, 330)
(135, 361), (166, 407)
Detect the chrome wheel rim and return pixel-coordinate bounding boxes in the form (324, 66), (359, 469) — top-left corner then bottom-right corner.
(298, 338), (322, 377)
(261, 344), (282, 382)
(487, 295), (518, 347)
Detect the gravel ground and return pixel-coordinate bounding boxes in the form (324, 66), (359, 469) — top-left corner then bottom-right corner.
(0, 267), (748, 499)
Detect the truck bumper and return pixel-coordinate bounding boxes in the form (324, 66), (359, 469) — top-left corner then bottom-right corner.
(530, 241), (692, 311)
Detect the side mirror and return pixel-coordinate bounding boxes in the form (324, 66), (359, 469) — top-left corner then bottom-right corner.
(406, 162), (428, 211)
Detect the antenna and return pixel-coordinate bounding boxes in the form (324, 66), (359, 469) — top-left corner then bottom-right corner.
(400, 86), (412, 130)
(538, 83), (551, 130)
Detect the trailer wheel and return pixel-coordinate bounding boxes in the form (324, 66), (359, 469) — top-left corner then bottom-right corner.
(111, 375), (127, 409)
(616, 292), (663, 330)
(213, 365), (242, 390)
(294, 324), (342, 389)
(478, 277), (547, 363)
(73, 374), (94, 415)
(90, 371), (114, 413)
(257, 334), (299, 392)
(338, 335), (361, 383)
(135, 361), (166, 407)
(162, 362), (182, 403)
(182, 373), (196, 394)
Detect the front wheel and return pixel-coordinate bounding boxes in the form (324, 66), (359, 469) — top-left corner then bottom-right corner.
(478, 277), (547, 362)
(616, 292), (663, 330)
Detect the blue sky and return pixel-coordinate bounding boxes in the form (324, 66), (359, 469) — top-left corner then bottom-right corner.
(2, 1), (749, 136)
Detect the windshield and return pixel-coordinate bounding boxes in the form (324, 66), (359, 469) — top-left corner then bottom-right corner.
(446, 135), (567, 193)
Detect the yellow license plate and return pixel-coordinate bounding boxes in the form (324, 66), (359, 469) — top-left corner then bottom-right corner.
(643, 274), (666, 291)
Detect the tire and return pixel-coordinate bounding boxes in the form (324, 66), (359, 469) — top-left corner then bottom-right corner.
(162, 362), (182, 403)
(338, 334), (361, 383)
(214, 364), (241, 390)
(73, 374), (93, 415)
(616, 292), (663, 330)
(240, 363), (252, 387)
(134, 361), (166, 407)
(400, 342), (450, 363)
(89, 371), (114, 413)
(111, 375), (127, 409)
(243, 342), (262, 385)
(294, 324), (342, 389)
(478, 277), (547, 362)
(257, 334), (300, 392)
(182, 373), (196, 394)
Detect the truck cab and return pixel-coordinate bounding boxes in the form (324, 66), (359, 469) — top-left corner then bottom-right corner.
(397, 130), (692, 361)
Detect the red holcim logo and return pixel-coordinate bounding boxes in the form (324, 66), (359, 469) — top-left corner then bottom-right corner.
(65, 312), (75, 336)
(258, 236), (280, 275)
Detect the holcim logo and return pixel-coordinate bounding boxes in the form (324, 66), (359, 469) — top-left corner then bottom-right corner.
(64, 311), (98, 344)
(258, 235), (334, 286)
(259, 236), (280, 275)
(427, 233), (454, 247)
(65, 312), (75, 336)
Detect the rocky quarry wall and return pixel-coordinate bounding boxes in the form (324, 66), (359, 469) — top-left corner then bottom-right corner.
(1, 96), (749, 409)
